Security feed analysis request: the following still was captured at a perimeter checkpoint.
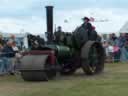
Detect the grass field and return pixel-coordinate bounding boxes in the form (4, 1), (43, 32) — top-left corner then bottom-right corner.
(0, 63), (128, 96)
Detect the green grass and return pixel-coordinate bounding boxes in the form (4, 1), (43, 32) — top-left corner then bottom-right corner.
(0, 63), (128, 96)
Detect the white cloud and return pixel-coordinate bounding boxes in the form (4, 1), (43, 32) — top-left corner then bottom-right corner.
(0, 0), (128, 35)
(0, 8), (128, 35)
(0, 17), (46, 34)
(55, 8), (128, 34)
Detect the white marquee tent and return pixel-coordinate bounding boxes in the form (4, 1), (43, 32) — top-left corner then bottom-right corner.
(119, 22), (128, 33)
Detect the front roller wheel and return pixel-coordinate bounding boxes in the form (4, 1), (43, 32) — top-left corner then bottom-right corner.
(21, 71), (49, 81)
(20, 55), (57, 81)
(21, 68), (57, 81)
(81, 41), (105, 75)
(21, 67), (57, 81)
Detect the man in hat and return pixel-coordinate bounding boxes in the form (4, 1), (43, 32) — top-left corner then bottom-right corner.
(9, 34), (16, 43)
(54, 26), (65, 44)
(81, 17), (93, 38)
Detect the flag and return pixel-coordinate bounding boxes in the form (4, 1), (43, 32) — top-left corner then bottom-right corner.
(89, 17), (95, 22)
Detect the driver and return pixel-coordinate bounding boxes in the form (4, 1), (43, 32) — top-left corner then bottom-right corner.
(81, 17), (93, 38)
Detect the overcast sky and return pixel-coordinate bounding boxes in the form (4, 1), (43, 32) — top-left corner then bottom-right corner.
(0, 0), (128, 34)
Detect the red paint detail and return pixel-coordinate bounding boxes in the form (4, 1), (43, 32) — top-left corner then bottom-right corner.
(22, 50), (56, 65)
(50, 51), (56, 65)
(90, 17), (95, 22)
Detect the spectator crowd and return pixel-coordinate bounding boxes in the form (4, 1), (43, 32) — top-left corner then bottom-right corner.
(0, 34), (21, 75)
(103, 33), (128, 63)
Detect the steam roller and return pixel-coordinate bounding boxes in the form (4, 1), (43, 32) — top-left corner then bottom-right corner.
(19, 6), (105, 81)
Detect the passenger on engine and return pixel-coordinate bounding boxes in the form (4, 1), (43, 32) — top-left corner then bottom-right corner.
(91, 26), (102, 42)
(54, 26), (65, 45)
(89, 26), (98, 41)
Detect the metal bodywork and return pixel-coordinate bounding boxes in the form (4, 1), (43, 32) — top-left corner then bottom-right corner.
(19, 40), (105, 81)
(20, 55), (48, 70)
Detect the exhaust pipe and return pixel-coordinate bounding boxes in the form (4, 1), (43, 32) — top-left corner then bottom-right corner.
(46, 6), (54, 43)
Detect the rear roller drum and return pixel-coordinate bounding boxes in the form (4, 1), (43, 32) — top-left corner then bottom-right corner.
(81, 41), (105, 75)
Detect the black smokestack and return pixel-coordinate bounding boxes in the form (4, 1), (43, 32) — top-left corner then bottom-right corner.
(45, 6), (53, 43)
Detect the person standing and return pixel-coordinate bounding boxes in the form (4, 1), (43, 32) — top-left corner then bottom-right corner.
(118, 33), (126, 48)
(106, 42), (114, 63)
(0, 34), (5, 46)
(9, 34), (16, 42)
(113, 44), (121, 62)
(108, 33), (118, 46)
(2, 40), (15, 75)
(0, 44), (5, 75)
(11, 41), (20, 73)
